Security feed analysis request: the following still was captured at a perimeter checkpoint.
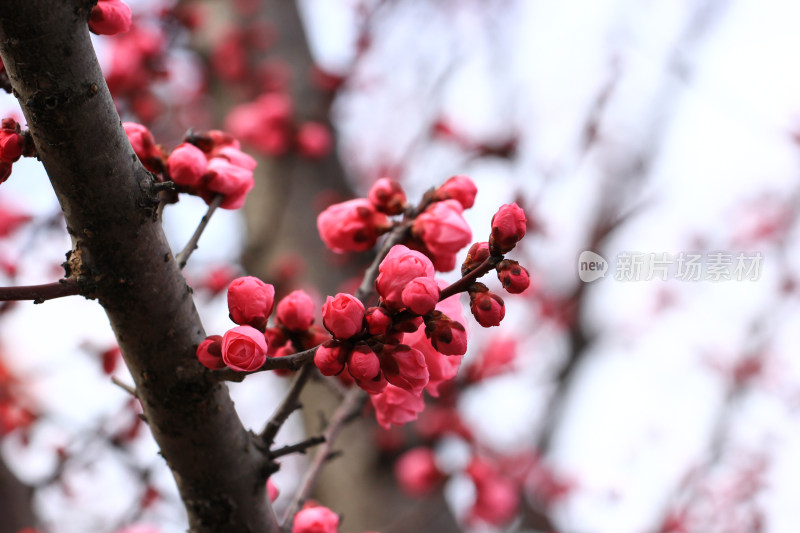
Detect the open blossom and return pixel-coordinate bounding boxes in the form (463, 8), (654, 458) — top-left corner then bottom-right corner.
(292, 505), (339, 533)
(322, 293), (365, 339)
(436, 174), (477, 209)
(221, 326), (268, 371)
(413, 199), (472, 271)
(395, 447), (444, 497)
(317, 199), (388, 253)
(167, 143), (207, 187)
(227, 276), (275, 330)
(89, 0), (132, 36)
(196, 335), (225, 370)
(370, 384), (426, 429)
(368, 178), (406, 215)
(401, 277), (440, 315)
(376, 245), (435, 309)
(276, 290), (316, 332)
(490, 202), (527, 254)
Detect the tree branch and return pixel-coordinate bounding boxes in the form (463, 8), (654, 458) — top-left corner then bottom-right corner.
(280, 387), (365, 529)
(176, 194), (223, 269)
(0, 4), (278, 531)
(261, 364), (314, 447)
(214, 345), (319, 382)
(0, 279), (81, 303)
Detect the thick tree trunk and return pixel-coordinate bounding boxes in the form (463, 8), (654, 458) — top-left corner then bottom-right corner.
(0, 456), (35, 533)
(0, 2), (277, 531)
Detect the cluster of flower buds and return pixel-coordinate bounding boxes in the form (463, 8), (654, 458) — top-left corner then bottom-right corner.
(122, 123), (257, 210)
(225, 92), (332, 160)
(196, 276), (327, 373)
(317, 175), (476, 269)
(89, 0), (132, 36)
(459, 202), (531, 327)
(312, 178), (531, 427)
(0, 118), (34, 185)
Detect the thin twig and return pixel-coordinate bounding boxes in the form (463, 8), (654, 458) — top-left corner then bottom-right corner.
(0, 278), (81, 303)
(175, 194), (223, 270)
(213, 345), (319, 382)
(280, 387), (365, 529)
(111, 376), (138, 398)
(261, 364), (315, 447)
(438, 255), (502, 301)
(268, 435), (326, 460)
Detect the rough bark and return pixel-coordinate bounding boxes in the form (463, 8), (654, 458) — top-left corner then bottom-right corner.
(0, 455), (35, 533)
(0, 2), (277, 531)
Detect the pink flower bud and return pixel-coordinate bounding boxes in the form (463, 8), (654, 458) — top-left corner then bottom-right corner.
(291, 505), (340, 533)
(461, 241), (490, 276)
(365, 306), (392, 335)
(202, 157), (255, 210)
(496, 259), (531, 294)
(490, 202), (526, 254)
(368, 178), (406, 215)
(348, 345), (381, 382)
(314, 340), (348, 376)
(276, 290), (316, 332)
(227, 276), (275, 330)
(376, 245), (435, 310)
(436, 175), (477, 209)
(316, 199), (388, 253)
(370, 384), (426, 429)
(395, 447), (444, 497)
(0, 120), (24, 163)
(212, 145), (258, 171)
(196, 335), (225, 370)
(221, 325), (268, 371)
(401, 277), (441, 315)
(167, 143), (207, 187)
(413, 199), (472, 271)
(123, 122), (164, 173)
(469, 285), (505, 327)
(322, 293), (365, 339)
(425, 311), (468, 356)
(296, 121), (332, 159)
(380, 344), (429, 394)
(89, 0), (132, 36)
(267, 479), (280, 502)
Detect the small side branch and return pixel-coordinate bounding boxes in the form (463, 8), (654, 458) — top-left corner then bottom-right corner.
(0, 278), (81, 303)
(261, 364), (314, 447)
(176, 194), (223, 270)
(213, 345), (319, 382)
(268, 436), (326, 460)
(281, 387), (365, 529)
